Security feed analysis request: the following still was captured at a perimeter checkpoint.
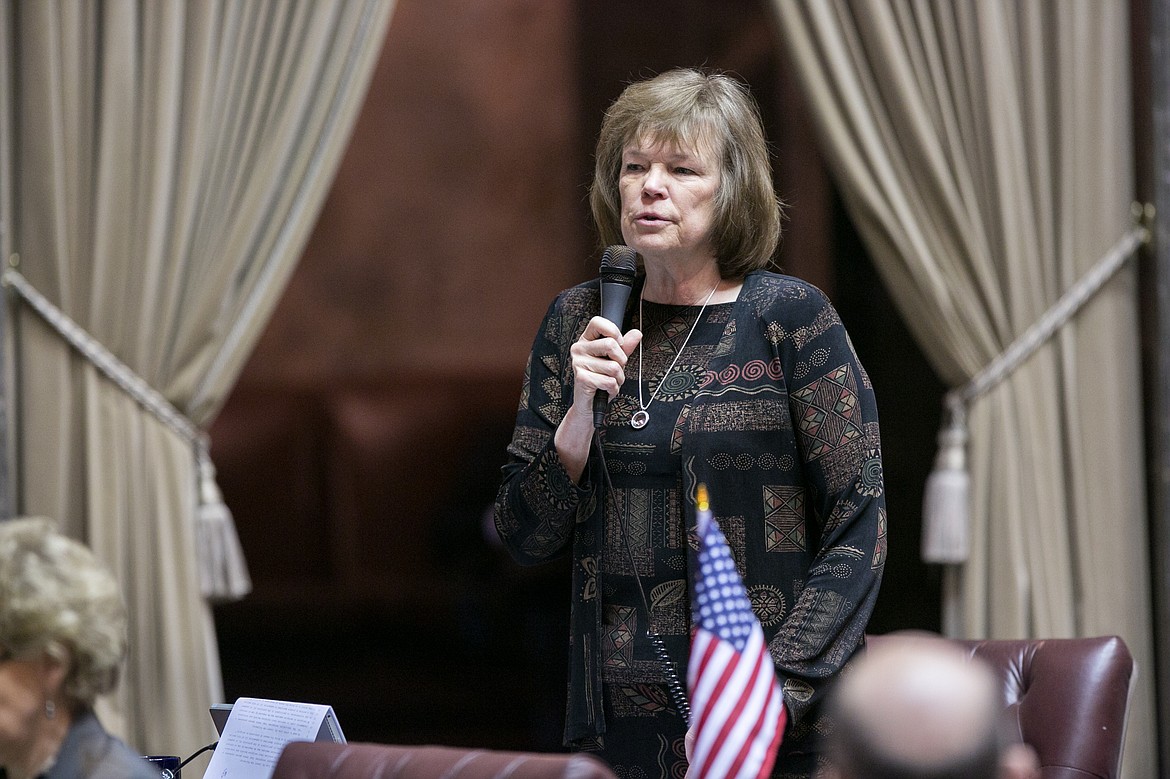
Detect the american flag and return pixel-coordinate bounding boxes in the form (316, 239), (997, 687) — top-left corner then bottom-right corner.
(687, 484), (786, 779)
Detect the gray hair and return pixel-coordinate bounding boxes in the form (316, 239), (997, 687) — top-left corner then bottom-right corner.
(0, 517), (128, 708)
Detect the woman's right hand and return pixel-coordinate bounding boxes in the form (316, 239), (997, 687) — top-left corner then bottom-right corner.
(554, 316), (642, 482)
(570, 316), (643, 408)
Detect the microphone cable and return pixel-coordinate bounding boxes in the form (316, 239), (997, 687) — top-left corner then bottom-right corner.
(175, 741), (218, 775)
(593, 426), (692, 723)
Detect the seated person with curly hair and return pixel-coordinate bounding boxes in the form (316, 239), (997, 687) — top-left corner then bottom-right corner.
(0, 516), (157, 779)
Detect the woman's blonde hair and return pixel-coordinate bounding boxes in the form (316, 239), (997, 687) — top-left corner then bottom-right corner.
(589, 68), (783, 278)
(0, 517), (128, 709)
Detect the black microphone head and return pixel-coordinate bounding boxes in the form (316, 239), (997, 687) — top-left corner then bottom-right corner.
(599, 245), (637, 283)
(593, 245), (638, 429)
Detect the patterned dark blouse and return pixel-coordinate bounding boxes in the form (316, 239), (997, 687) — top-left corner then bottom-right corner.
(494, 271), (886, 779)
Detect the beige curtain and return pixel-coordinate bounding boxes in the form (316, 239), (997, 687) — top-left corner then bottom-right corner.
(774, 2), (1155, 775)
(2, 0), (394, 757)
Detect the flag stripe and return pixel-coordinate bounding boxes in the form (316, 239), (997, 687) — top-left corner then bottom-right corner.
(723, 640), (774, 777)
(691, 627), (779, 778)
(694, 637), (743, 774)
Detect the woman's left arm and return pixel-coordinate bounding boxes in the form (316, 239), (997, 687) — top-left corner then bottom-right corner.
(767, 284), (887, 729)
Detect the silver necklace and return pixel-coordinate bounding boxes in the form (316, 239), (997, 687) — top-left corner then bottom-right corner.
(630, 282), (719, 429)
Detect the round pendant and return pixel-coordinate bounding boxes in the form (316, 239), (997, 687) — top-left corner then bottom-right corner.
(630, 409), (650, 429)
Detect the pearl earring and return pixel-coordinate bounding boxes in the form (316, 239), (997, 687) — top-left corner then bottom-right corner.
(45, 700), (55, 719)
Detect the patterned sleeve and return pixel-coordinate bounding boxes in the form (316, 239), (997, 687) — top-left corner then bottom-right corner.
(493, 287), (599, 565)
(767, 282), (887, 728)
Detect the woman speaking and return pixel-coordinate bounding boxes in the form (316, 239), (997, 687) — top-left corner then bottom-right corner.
(494, 68), (886, 778)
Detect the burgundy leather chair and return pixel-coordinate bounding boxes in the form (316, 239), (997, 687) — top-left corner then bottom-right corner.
(272, 742), (618, 779)
(867, 634), (1135, 779)
(273, 636), (1133, 779)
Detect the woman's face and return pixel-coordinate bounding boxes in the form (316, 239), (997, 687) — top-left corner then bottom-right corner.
(618, 133), (722, 265)
(0, 655), (49, 767)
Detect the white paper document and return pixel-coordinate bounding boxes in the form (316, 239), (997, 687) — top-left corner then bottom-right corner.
(202, 697), (345, 779)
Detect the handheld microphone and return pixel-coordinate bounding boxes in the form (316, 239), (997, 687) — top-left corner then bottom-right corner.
(593, 245), (638, 429)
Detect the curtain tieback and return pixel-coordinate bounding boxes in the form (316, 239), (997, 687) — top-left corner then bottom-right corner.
(922, 208), (1153, 565)
(1, 264), (251, 601)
